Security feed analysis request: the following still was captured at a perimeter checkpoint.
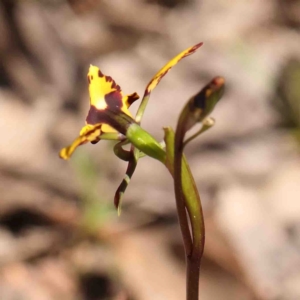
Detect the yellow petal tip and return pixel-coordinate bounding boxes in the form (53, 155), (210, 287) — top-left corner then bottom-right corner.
(59, 147), (71, 160)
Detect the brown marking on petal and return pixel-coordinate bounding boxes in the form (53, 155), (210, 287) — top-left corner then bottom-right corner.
(87, 65), (133, 117)
(105, 91), (123, 110)
(86, 105), (122, 127)
(88, 65), (123, 110)
(105, 76), (121, 92)
(111, 81), (117, 90)
(150, 69), (168, 90)
(86, 105), (134, 135)
(186, 42), (203, 55)
(106, 76), (112, 82)
(87, 76), (90, 84)
(86, 105), (104, 125)
(125, 92), (139, 106)
(91, 136), (101, 144)
(98, 69), (103, 77)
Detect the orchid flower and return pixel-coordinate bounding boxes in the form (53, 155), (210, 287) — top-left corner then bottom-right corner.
(60, 43), (203, 211)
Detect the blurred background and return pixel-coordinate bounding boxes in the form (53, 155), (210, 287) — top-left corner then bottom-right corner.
(0, 0), (300, 299)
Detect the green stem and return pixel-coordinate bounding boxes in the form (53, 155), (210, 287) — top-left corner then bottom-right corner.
(114, 146), (139, 215)
(114, 140), (132, 161)
(126, 123), (204, 300)
(175, 107), (205, 300)
(183, 117), (215, 148)
(164, 131), (193, 255)
(165, 127), (204, 300)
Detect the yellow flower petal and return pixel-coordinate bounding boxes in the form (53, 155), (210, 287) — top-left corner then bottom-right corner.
(136, 42), (203, 123)
(88, 65), (123, 110)
(86, 65), (138, 132)
(145, 42), (203, 95)
(101, 123), (117, 133)
(59, 124), (102, 160)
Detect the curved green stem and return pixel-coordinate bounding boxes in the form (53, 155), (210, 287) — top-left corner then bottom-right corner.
(164, 128), (193, 255)
(114, 146), (139, 215)
(114, 140), (132, 161)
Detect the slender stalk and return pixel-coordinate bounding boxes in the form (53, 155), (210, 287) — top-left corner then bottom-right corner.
(126, 122), (207, 300)
(174, 120), (204, 300)
(169, 78), (225, 299)
(164, 128), (205, 300)
(164, 130), (193, 256)
(126, 124), (203, 264)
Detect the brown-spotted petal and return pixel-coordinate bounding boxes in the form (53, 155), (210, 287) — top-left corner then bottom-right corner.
(88, 65), (123, 111)
(123, 92), (140, 108)
(145, 43), (203, 94)
(86, 65), (139, 137)
(136, 42), (203, 123)
(59, 124), (102, 160)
